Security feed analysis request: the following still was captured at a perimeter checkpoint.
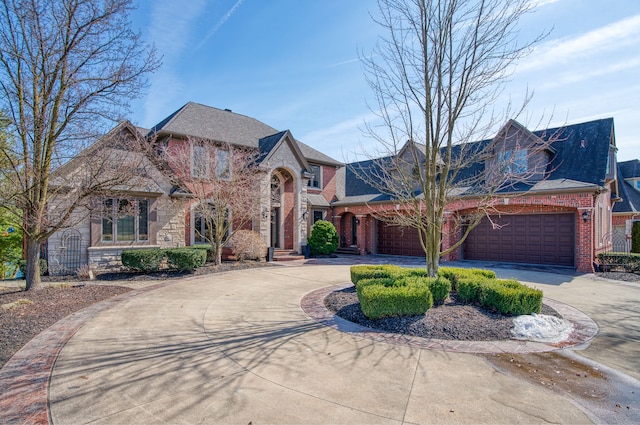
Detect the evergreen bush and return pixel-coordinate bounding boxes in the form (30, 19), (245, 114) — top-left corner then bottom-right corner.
(357, 279), (433, 319)
(350, 264), (404, 286)
(166, 248), (206, 271)
(121, 249), (164, 272)
(632, 221), (640, 253)
(308, 220), (339, 255)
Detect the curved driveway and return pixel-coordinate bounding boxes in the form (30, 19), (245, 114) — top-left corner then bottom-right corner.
(34, 262), (637, 424)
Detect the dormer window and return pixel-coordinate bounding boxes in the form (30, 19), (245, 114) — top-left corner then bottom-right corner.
(499, 149), (528, 174)
(308, 164), (321, 189)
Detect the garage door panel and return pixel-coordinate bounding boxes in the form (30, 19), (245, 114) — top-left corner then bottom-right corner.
(377, 222), (423, 257)
(464, 214), (575, 267)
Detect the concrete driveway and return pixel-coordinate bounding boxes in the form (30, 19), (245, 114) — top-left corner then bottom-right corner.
(4, 260), (640, 424)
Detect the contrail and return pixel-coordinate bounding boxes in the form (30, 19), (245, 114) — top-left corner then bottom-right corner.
(195, 0), (245, 50)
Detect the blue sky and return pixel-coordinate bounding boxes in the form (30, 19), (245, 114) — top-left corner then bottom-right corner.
(129, 0), (640, 162)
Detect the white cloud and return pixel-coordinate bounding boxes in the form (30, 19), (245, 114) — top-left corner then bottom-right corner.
(518, 14), (640, 73)
(538, 57), (640, 90)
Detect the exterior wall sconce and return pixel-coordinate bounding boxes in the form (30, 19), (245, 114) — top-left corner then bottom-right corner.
(582, 211), (590, 222)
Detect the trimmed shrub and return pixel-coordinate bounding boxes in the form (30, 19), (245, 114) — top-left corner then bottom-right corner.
(439, 267), (496, 291)
(188, 244), (214, 262)
(425, 276), (452, 304)
(481, 279), (543, 315)
(166, 248), (206, 271)
(457, 275), (490, 303)
(308, 220), (339, 255)
(357, 280), (433, 319)
(230, 230), (267, 261)
(121, 249), (165, 272)
(350, 265), (404, 286)
(597, 252), (640, 272)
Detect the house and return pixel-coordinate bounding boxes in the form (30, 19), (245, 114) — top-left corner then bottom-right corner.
(612, 160), (640, 252)
(46, 102), (342, 273)
(47, 103), (621, 274)
(331, 118), (619, 273)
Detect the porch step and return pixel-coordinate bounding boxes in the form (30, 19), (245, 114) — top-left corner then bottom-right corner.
(273, 249), (305, 262)
(336, 247), (360, 255)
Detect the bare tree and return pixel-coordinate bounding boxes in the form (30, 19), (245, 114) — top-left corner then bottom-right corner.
(161, 138), (264, 265)
(0, 0), (159, 289)
(355, 0), (552, 276)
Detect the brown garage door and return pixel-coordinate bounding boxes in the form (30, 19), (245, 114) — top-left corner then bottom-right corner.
(463, 214), (575, 267)
(377, 221), (424, 256)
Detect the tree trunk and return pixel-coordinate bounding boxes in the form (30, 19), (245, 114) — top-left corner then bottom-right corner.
(25, 239), (42, 290)
(214, 242), (222, 266)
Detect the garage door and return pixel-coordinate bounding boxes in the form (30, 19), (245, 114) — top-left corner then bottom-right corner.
(377, 221), (423, 256)
(463, 214), (575, 266)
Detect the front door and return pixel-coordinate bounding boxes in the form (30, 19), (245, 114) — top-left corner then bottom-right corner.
(270, 208), (280, 248)
(351, 215), (358, 245)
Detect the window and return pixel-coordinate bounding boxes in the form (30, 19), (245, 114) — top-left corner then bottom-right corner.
(191, 145), (208, 178)
(313, 210), (324, 223)
(215, 148), (230, 179)
(193, 205), (229, 244)
(636, 180), (640, 190)
(102, 199), (149, 242)
(308, 165), (321, 189)
(498, 149), (527, 174)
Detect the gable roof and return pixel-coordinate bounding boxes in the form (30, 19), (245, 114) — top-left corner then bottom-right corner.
(613, 160), (640, 214)
(257, 130), (311, 172)
(52, 120), (143, 179)
(149, 102), (341, 166)
(339, 118), (615, 204)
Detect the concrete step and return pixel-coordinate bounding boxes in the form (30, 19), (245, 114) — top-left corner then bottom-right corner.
(272, 249), (305, 261)
(336, 247), (360, 255)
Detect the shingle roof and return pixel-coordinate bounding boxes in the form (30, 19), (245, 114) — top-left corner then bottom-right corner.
(613, 160), (640, 214)
(258, 131), (287, 163)
(341, 118), (615, 203)
(149, 102), (341, 166)
(150, 102), (278, 147)
(537, 118), (613, 186)
(307, 193), (331, 207)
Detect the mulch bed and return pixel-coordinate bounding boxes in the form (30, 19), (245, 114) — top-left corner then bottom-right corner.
(324, 286), (561, 341)
(0, 285), (131, 369)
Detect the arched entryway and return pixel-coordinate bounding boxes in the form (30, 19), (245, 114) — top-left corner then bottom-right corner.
(270, 169), (296, 250)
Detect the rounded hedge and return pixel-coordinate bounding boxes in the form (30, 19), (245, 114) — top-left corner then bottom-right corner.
(308, 220), (339, 256)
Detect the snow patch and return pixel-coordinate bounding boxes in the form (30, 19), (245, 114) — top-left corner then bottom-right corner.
(511, 313), (573, 343)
